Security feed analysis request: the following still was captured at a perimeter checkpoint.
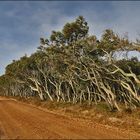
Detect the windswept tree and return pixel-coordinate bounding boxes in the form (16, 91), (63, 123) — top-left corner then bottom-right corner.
(1, 16), (140, 111)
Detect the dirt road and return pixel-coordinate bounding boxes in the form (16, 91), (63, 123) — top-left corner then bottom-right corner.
(0, 97), (140, 139)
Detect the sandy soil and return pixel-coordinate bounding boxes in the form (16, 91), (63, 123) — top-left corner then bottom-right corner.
(0, 97), (140, 139)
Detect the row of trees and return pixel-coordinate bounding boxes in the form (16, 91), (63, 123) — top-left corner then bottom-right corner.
(1, 16), (140, 111)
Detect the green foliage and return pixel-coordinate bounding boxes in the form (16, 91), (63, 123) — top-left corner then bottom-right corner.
(1, 16), (140, 111)
(100, 29), (130, 53)
(62, 16), (89, 44)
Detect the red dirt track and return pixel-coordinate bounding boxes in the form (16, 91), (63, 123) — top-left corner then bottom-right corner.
(0, 97), (139, 139)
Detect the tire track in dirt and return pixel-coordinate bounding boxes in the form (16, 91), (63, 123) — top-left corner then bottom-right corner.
(0, 121), (7, 139)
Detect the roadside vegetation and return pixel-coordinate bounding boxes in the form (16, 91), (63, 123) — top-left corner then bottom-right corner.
(1, 16), (140, 113)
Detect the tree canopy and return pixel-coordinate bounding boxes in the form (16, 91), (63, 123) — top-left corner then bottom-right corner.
(1, 16), (140, 111)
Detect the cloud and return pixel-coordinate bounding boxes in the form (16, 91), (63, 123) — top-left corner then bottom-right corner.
(0, 39), (37, 75)
(70, 1), (140, 41)
(0, 1), (140, 75)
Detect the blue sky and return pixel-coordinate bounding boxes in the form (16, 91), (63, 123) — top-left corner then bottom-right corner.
(0, 1), (140, 75)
